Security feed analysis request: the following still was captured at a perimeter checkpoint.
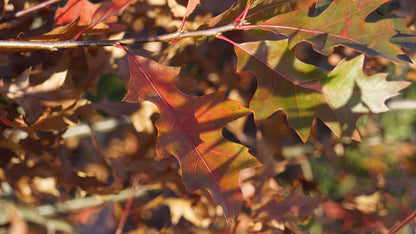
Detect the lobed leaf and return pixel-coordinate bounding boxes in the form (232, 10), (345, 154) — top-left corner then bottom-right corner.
(119, 46), (261, 218)
(235, 39), (410, 141)
(389, 17), (416, 63)
(260, 0), (404, 63)
(199, 0), (312, 29)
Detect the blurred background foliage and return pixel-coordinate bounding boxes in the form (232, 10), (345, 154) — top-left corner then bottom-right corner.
(0, 0), (415, 233)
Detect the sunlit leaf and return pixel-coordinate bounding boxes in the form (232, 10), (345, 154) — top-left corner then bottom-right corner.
(54, 0), (97, 27)
(260, 0), (404, 63)
(119, 46), (261, 217)
(235, 39), (410, 141)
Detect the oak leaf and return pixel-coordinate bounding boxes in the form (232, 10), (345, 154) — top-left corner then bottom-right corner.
(254, 187), (322, 223)
(119, 46), (261, 217)
(260, 0), (404, 63)
(235, 39), (410, 141)
(200, 0), (312, 29)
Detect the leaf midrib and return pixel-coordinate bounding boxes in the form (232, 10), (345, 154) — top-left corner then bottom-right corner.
(127, 53), (222, 192)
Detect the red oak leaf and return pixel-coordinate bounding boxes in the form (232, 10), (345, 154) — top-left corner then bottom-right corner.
(118, 45), (261, 218)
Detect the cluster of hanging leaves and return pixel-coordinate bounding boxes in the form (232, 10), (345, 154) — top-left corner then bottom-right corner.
(0, 0), (415, 232)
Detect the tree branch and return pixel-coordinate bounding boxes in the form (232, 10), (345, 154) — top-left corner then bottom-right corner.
(0, 183), (162, 232)
(0, 23), (239, 51)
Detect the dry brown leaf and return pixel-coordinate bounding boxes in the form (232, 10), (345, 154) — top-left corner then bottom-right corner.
(162, 197), (210, 228)
(167, 0), (187, 17)
(130, 101), (158, 134)
(254, 186), (322, 222)
(0, 69), (83, 124)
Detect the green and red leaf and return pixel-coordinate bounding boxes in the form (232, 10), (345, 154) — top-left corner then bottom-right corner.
(235, 39), (410, 141)
(200, 0), (313, 29)
(257, 0), (404, 63)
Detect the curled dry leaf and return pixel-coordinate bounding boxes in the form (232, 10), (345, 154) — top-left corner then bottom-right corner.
(254, 186), (322, 223)
(0, 69), (83, 125)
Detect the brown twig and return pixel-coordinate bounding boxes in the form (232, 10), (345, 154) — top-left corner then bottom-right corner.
(389, 210), (416, 234)
(0, 22), (239, 51)
(0, 0), (63, 23)
(115, 175), (141, 234)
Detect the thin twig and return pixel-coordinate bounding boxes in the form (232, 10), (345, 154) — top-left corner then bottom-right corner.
(115, 175), (140, 234)
(0, 183), (161, 232)
(0, 0), (63, 23)
(0, 23), (239, 51)
(389, 210), (416, 234)
(387, 99), (416, 110)
(35, 184), (161, 216)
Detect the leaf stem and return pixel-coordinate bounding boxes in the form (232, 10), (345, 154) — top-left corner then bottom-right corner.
(233, 0), (252, 23)
(0, 23), (239, 51)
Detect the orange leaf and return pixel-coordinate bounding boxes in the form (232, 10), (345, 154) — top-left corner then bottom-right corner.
(54, 0), (97, 27)
(184, 0), (200, 17)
